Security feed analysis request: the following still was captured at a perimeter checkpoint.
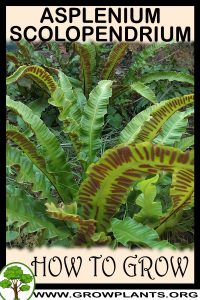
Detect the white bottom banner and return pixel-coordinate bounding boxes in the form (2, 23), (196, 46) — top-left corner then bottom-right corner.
(32, 289), (200, 299)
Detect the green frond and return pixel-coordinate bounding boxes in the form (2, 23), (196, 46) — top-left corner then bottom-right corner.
(79, 80), (112, 165)
(74, 42), (96, 97)
(101, 43), (128, 80)
(7, 96), (77, 203)
(112, 217), (174, 249)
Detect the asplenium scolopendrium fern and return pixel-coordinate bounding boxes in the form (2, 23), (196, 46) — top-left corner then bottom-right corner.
(6, 57), (194, 248)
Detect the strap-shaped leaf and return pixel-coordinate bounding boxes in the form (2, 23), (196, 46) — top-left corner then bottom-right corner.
(134, 174), (163, 223)
(7, 185), (68, 240)
(6, 65), (57, 93)
(101, 43), (128, 80)
(7, 96), (77, 203)
(153, 110), (192, 146)
(7, 126), (47, 172)
(119, 103), (160, 144)
(6, 126), (62, 198)
(79, 142), (193, 231)
(112, 217), (174, 249)
(6, 144), (53, 201)
(157, 169), (194, 233)
(58, 70), (76, 102)
(79, 80), (112, 165)
(49, 87), (72, 118)
(134, 94), (194, 143)
(42, 71), (83, 152)
(57, 73), (86, 123)
(139, 71), (194, 85)
(164, 170), (194, 219)
(46, 202), (96, 242)
(74, 42), (96, 97)
(130, 81), (157, 104)
(171, 169), (194, 210)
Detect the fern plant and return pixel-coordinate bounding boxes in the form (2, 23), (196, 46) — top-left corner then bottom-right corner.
(6, 59), (194, 249)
